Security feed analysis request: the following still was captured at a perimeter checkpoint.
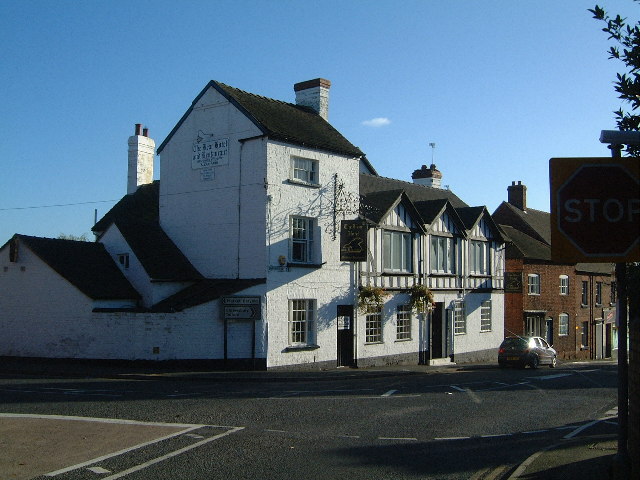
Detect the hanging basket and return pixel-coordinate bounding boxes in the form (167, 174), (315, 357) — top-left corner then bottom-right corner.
(408, 284), (434, 313)
(357, 285), (388, 312)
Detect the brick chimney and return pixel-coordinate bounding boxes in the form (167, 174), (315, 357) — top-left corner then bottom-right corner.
(294, 78), (330, 121)
(412, 164), (443, 189)
(127, 124), (155, 195)
(507, 181), (527, 211)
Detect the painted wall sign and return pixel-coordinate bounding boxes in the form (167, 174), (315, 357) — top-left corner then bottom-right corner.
(340, 220), (368, 262)
(192, 134), (229, 169)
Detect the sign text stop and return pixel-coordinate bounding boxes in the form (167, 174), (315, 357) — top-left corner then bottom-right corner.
(550, 157), (640, 262)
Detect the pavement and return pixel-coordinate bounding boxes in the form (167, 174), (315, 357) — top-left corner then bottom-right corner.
(0, 357), (626, 480)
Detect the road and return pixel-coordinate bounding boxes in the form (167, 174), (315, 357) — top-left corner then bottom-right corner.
(0, 361), (618, 479)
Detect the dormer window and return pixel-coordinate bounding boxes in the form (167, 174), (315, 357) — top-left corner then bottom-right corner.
(290, 157), (319, 186)
(118, 253), (130, 269)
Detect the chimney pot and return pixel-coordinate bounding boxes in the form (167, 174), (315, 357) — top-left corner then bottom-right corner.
(143, 127), (149, 137)
(135, 123), (143, 135)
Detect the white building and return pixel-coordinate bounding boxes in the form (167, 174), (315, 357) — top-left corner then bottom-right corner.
(0, 78), (504, 369)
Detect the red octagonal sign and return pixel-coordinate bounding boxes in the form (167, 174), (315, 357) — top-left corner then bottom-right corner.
(550, 158), (640, 262)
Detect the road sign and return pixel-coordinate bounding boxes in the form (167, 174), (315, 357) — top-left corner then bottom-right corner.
(550, 157), (640, 262)
(221, 296), (261, 320)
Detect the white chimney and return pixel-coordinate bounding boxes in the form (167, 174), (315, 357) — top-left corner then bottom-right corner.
(294, 78), (331, 121)
(412, 164), (443, 189)
(127, 123), (155, 195)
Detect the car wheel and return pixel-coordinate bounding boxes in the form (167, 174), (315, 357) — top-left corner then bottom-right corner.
(550, 356), (557, 368)
(529, 355), (539, 369)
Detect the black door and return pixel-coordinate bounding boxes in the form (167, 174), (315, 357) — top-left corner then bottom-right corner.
(431, 302), (444, 359)
(337, 305), (354, 367)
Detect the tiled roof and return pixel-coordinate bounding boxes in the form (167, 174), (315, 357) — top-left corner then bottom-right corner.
(492, 201), (550, 245)
(11, 235), (140, 300)
(157, 81), (366, 159)
(92, 181), (159, 234)
(152, 278), (266, 312)
(360, 174), (468, 209)
(499, 225), (552, 261)
(115, 222), (203, 282)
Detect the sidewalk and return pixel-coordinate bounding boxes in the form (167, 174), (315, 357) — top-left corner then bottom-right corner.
(506, 434), (619, 480)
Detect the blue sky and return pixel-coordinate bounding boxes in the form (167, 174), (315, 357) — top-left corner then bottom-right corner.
(1, 0), (637, 242)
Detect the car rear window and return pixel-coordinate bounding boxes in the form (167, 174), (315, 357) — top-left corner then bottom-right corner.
(501, 337), (528, 348)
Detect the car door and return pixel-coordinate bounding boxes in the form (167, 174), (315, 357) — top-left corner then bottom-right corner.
(536, 337), (552, 364)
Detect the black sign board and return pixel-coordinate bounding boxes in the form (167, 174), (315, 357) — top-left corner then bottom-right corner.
(504, 272), (523, 293)
(340, 220), (368, 262)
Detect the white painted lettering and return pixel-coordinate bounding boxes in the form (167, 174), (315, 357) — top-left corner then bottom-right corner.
(603, 199), (624, 222)
(564, 199), (582, 222)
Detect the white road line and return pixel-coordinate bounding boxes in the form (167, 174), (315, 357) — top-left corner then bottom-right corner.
(382, 390), (398, 397)
(563, 419), (600, 439)
(87, 466), (111, 474)
(434, 436), (470, 441)
(99, 427), (245, 480)
(0, 413), (204, 429)
(522, 430), (548, 434)
(450, 385), (466, 392)
(481, 433), (512, 438)
(378, 437), (418, 441)
(529, 373), (572, 381)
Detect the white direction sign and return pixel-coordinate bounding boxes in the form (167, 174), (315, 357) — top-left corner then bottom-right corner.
(221, 296), (261, 320)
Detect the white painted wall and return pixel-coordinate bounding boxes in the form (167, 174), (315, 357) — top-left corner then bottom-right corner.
(263, 142), (360, 368)
(158, 86), (266, 279)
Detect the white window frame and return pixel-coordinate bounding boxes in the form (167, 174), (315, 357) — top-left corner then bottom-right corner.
(453, 300), (466, 335)
(290, 216), (314, 263)
(288, 299), (315, 346)
(559, 275), (569, 295)
(396, 304), (412, 340)
(430, 236), (456, 274)
(595, 282), (602, 305)
(559, 313), (569, 336)
(480, 300), (492, 332)
(365, 305), (383, 343)
(290, 157), (319, 186)
(383, 230), (412, 273)
(528, 274), (541, 295)
(470, 240), (491, 275)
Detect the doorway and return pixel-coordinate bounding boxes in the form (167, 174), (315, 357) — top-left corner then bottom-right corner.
(337, 305), (355, 367)
(431, 302), (447, 360)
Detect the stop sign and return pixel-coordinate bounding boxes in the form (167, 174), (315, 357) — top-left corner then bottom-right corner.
(550, 158), (640, 262)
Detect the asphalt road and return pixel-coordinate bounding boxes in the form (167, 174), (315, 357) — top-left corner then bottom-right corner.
(0, 361), (618, 479)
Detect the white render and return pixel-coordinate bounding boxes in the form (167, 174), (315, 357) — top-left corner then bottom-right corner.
(0, 78), (505, 368)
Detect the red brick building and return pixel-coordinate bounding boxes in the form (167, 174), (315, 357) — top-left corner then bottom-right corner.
(493, 182), (615, 360)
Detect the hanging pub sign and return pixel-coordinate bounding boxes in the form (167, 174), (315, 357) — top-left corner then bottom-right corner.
(340, 220), (368, 262)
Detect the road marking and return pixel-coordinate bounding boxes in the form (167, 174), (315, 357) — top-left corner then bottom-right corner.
(87, 466), (111, 474)
(481, 433), (512, 438)
(529, 373), (572, 381)
(522, 429), (548, 434)
(434, 436), (470, 441)
(563, 419), (599, 439)
(382, 390), (398, 397)
(378, 437), (418, 441)
(99, 427), (245, 480)
(450, 385), (466, 392)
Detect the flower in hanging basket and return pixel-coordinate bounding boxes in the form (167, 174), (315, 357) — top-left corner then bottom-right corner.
(357, 285), (388, 312)
(408, 284), (434, 312)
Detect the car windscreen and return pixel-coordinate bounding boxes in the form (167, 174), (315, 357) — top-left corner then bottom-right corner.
(501, 338), (528, 349)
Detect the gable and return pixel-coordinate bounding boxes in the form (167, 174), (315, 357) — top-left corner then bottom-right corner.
(158, 81), (365, 158)
(382, 203), (418, 231)
(430, 211), (462, 236)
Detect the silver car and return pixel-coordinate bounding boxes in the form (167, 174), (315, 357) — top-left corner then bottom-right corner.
(498, 336), (557, 369)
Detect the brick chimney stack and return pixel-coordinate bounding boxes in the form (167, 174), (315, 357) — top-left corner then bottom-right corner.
(294, 78), (331, 121)
(507, 181), (527, 211)
(412, 164), (443, 189)
(127, 124), (155, 195)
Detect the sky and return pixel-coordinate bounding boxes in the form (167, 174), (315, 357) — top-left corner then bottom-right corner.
(1, 0), (637, 243)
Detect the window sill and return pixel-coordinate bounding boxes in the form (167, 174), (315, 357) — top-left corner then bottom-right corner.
(382, 272), (414, 277)
(287, 179), (320, 189)
(480, 329), (492, 333)
(527, 293), (541, 296)
(365, 341), (384, 345)
(430, 272), (458, 277)
(288, 262), (325, 269)
(395, 338), (412, 343)
(581, 304), (589, 308)
(284, 344), (320, 352)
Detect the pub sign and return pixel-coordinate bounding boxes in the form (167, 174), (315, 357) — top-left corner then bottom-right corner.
(340, 220), (368, 262)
